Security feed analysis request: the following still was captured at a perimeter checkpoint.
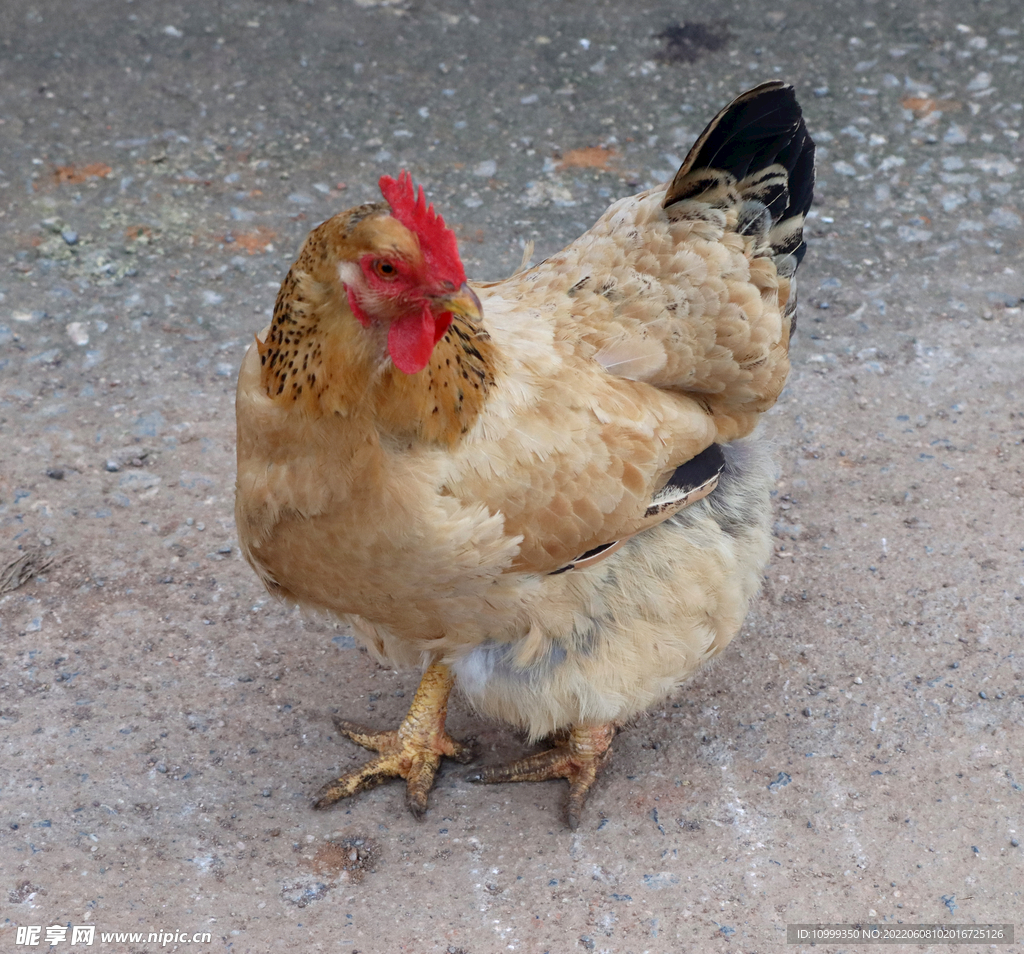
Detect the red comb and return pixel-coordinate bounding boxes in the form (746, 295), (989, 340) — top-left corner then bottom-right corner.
(379, 170), (466, 285)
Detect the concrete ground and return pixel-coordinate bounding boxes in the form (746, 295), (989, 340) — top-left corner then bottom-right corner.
(1, 0), (1022, 951)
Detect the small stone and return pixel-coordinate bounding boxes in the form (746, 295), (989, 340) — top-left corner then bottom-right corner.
(944, 124), (969, 146)
(105, 460), (120, 472)
(262, 788), (272, 797)
(768, 771), (792, 791)
(802, 707), (812, 717)
(1011, 838), (1020, 848)
(473, 159), (497, 177)
(46, 468), (65, 480)
(854, 676), (863, 685)
(156, 763), (168, 773)
(897, 226), (933, 243)
(979, 691), (988, 699)
(66, 322), (90, 346)
(61, 229), (78, 246)
(966, 71), (992, 91)
(989, 208), (1023, 230)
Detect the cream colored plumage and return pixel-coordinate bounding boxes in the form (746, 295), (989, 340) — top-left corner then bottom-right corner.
(235, 82), (814, 827)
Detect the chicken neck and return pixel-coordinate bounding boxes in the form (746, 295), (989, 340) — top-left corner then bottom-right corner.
(258, 262), (497, 446)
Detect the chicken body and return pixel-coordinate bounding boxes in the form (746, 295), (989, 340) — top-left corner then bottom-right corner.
(235, 82), (814, 824)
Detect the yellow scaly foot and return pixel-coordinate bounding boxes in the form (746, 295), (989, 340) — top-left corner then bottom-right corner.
(468, 723), (615, 830)
(312, 663), (474, 818)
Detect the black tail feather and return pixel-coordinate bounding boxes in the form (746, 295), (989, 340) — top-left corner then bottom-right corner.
(665, 82), (814, 245)
(664, 82), (815, 324)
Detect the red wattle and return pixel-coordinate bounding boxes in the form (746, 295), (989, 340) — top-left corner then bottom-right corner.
(433, 312), (453, 344)
(387, 305), (437, 374)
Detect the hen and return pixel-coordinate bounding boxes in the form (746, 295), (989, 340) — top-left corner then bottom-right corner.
(235, 82), (814, 828)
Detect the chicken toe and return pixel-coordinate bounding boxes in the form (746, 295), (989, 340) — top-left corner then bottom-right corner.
(468, 723), (615, 830)
(312, 663), (474, 818)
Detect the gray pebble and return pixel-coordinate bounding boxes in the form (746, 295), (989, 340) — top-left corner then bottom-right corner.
(46, 467), (64, 480)
(944, 124), (968, 145)
(990, 208), (1023, 230)
(61, 230), (78, 246)
(1011, 838), (1020, 848)
(773, 520), (804, 540)
(105, 460), (120, 472)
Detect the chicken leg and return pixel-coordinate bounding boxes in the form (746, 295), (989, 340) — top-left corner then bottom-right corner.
(468, 723), (615, 830)
(312, 663), (475, 818)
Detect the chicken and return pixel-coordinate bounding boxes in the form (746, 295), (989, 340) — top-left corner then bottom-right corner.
(235, 81), (814, 828)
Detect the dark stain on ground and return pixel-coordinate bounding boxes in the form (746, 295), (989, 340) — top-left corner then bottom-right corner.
(9, 881), (43, 904)
(309, 834), (380, 883)
(656, 21), (732, 64)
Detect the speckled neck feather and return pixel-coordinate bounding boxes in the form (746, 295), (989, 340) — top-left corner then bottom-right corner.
(378, 311), (497, 445)
(256, 210), (496, 447)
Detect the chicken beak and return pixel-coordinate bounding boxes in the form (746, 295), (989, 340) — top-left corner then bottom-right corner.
(432, 282), (483, 323)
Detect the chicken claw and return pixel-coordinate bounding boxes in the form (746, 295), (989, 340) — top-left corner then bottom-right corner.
(312, 663), (475, 818)
(468, 723), (615, 830)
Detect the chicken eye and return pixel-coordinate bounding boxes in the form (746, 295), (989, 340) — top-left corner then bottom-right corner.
(373, 259), (398, 279)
